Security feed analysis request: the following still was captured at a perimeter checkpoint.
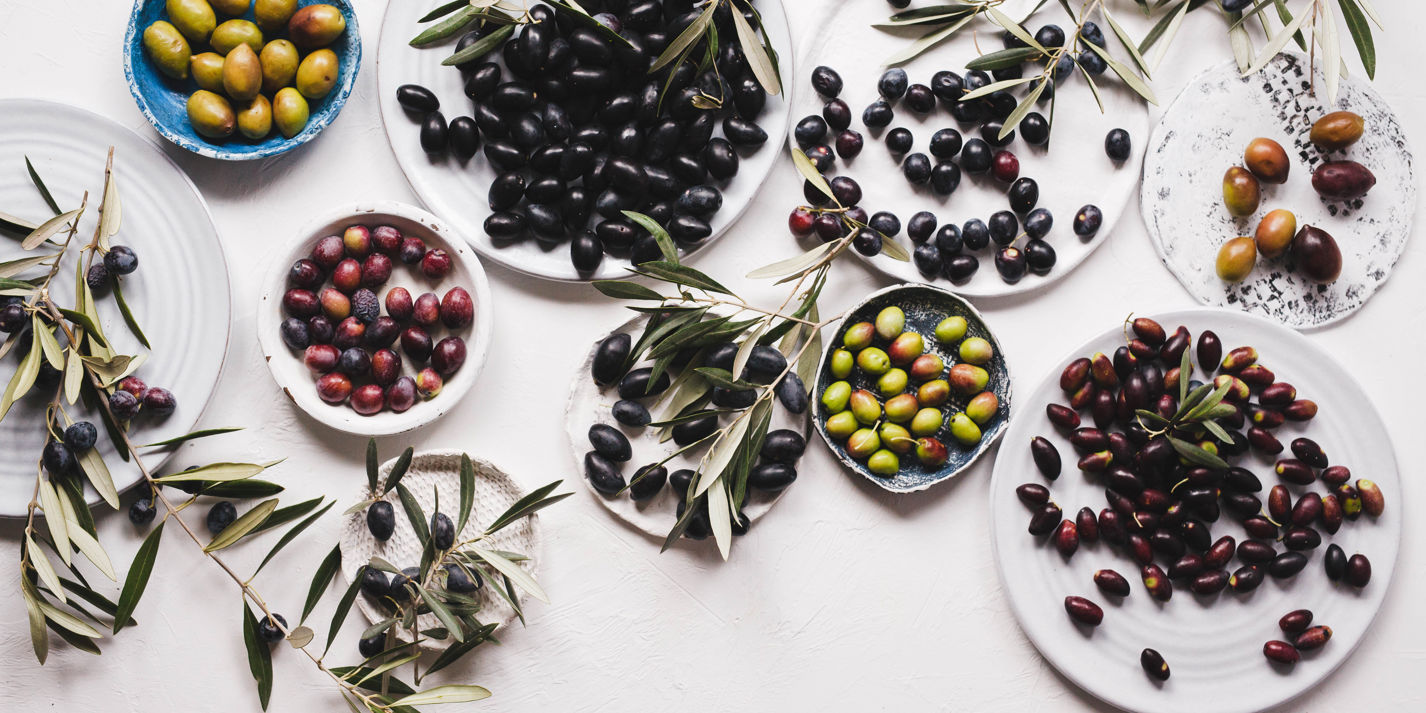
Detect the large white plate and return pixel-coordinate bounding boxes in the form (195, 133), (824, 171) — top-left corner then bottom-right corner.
(376, 0), (794, 282)
(989, 308), (1400, 713)
(1142, 52), (1414, 329)
(0, 99), (231, 516)
(793, 0), (1149, 298)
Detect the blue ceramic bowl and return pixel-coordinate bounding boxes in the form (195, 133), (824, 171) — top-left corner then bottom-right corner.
(123, 0), (361, 160)
(812, 284), (1013, 493)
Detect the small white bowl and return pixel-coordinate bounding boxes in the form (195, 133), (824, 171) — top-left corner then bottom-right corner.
(257, 201), (493, 435)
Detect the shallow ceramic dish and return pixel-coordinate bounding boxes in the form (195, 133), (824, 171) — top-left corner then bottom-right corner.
(790, 0), (1149, 298)
(123, 0), (361, 160)
(1142, 53), (1414, 329)
(990, 307), (1400, 713)
(256, 201), (492, 436)
(565, 312), (810, 542)
(0, 99), (231, 516)
(339, 450), (541, 642)
(812, 284), (1010, 493)
(375, 0), (794, 281)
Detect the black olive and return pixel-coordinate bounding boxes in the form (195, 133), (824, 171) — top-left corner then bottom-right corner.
(525, 177), (565, 204)
(944, 254), (980, 282)
(584, 155), (609, 193)
(483, 140), (526, 170)
(589, 423), (633, 462)
(568, 66), (612, 91)
(676, 185), (722, 217)
(517, 22), (550, 69)
(631, 234), (663, 264)
(453, 30), (487, 73)
(914, 244), (942, 277)
(642, 200), (674, 224)
(560, 187), (591, 225)
(722, 116), (767, 147)
(960, 138), (992, 173)
(502, 39), (535, 78)
(645, 166), (680, 200)
(529, 143), (564, 174)
(984, 91), (1016, 120)
(703, 139), (738, 179)
(775, 372), (808, 414)
(862, 100), (893, 128)
(510, 113), (545, 148)
(488, 172), (526, 210)
(536, 76), (569, 104)
(936, 224), (963, 254)
(610, 123), (643, 156)
(595, 189), (633, 219)
(749, 463), (796, 491)
(484, 211), (526, 240)
(491, 83), (536, 112)
(635, 81), (660, 123)
(569, 27), (612, 65)
(667, 215), (712, 245)
(733, 76), (766, 119)
(1008, 177), (1039, 213)
(629, 464), (667, 501)
(611, 398), (650, 427)
(526, 204), (563, 239)
(930, 162), (961, 195)
(606, 158), (648, 194)
(672, 414), (718, 446)
(760, 430), (806, 464)
(542, 103), (572, 140)
(473, 103), (506, 137)
(949, 99), (984, 123)
(930, 70), (963, 102)
(744, 345), (787, 383)
(902, 153), (932, 184)
(584, 452), (625, 496)
(712, 387), (757, 408)
(681, 113), (715, 152)
(559, 142), (596, 180)
(929, 128), (962, 158)
(646, 120), (682, 163)
(794, 115), (828, 148)
(715, 42), (746, 77)
(447, 116), (480, 160)
(596, 220), (637, 250)
(544, 36), (572, 71)
(366, 501), (395, 541)
(981, 120), (1014, 147)
(396, 84), (438, 113)
(571, 231), (603, 274)
(811, 65), (843, 97)
(670, 154), (709, 184)
(419, 111), (448, 153)
(599, 92), (639, 126)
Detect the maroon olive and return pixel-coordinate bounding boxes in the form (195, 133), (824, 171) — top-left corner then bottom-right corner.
(1107, 489), (1135, 517)
(1248, 426), (1283, 454)
(1268, 484), (1292, 522)
(431, 337), (467, 376)
(303, 344), (339, 373)
(1159, 326), (1190, 364)
(1060, 358), (1090, 394)
(1132, 317), (1166, 346)
(1280, 609), (1313, 634)
(310, 235), (345, 268)
(1094, 569), (1131, 597)
(1190, 569), (1229, 595)
(440, 286), (475, 328)
(1128, 534), (1153, 565)
(1238, 539), (1277, 564)
(1098, 509), (1126, 545)
(1220, 346), (1257, 372)
(1197, 329), (1222, 371)
(1230, 565), (1263, 592)
(283, 289), (319, 318)
(315, 372), (353, 404)
(1128, 338), (1158, 361)
(413, 292), (441, 327)
(332, 317), (366, 350)
(1294, 625), (1332, 651)
(1090, 352), (1118, 389)
(1138, 489), (1171, 513)
(1028, 503), (1062, 536)
(1140, 648), (1170, 681)
(1320, 494), (1343, 534)
(1269, 551), (1309, 578)
(372, 225), (403, 255)
(1064, 596), (1103, 626)
(1274, 459), (1315, 485)
(1078, 451), (1112, 472)
(1224, 468), (1261, 493)
(1324, 544), (1347, 581)
(1292, 492), (1323, 527)
(1264, 640), (1300, 664)
(1321, 464), (1351, 486)
(1238, 364), (1275, 386)
(1030, 437), (1061, 479)
(288, 258), (324, 289)
(1108, 433), (1134, 465)
(371, 349), (402, 386)
(1055, 519), (1079, 557)
(1243, 516), (1278, 539)
(1224, 492), (1262, 517)
(1284, 399), (1318, 421)
(399, 237), (427, 264)
(1142, 564), (1172, 601)
(1107, 468), (1144, 496)
(1337, 484), (1363, 520)
(351, 384), (386, 416)
(1283, 527), (1321, 551)
(1168, 553), (1205, 580)
(1205, 536), (1236, 569)
(1357, 480), (1385, 517)
(365, 316), (400, 349)
(1249, 406), (1285, 429)
(1091, 389), (1116, 429)
(1069, 381), (1097, 410)
(362, 253), (394, 288)
(1046, 404), (1080, 431)
(1076, 507), (1099, 544)
(1070, 428), (1109, 454)
(421, 249), (453, 278)
(401, 326), (433, 362)
(1260, 382), (1297, 407)
(1015, 483), (1050, 507)
(332, 258), (362, 293)
(1346, 554), (1371, 587)
(1150, 531), (1186, 559)
(387, 376), (418, 413)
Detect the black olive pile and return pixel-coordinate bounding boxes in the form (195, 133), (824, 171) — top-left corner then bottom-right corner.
(583, 329), (808, 540)
(398, 1), (776, 276)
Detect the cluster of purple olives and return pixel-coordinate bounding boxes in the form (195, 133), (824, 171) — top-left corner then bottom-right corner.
(398, 0), (777, 275)
(1023, 316), (1382, 681)
(280, 224), (474, 416)
(583, 328), (808, 540)
(789, 62), (1111, 285)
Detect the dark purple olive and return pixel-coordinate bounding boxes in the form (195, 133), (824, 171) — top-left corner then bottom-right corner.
(1269, 551), (1309, 578)
(1093, 569), (1130, 597)
(1140, 649), (1170, 681)
(1028, 503), (1062, 536)
(1030, 437), (1061, 479)
(1064, 596), (1103, 626)
(1324, 543), (1347, 581)
(1346, 553), (1371, 587)
(1229, 565), (1263, 592)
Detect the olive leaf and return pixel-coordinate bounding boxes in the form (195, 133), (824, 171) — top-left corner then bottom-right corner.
(114, 522), (162, 634)
(747, 243), (834, 280)
(205, 499), (279, 552)
(418, 0), (468, 22)
(1167, 436), (1228, 470)
(301, 545), (340, 624)
(59, 577), (134, 627)
(99, 169), (121, 241)
(965, 46), (1046, 71)
(154, 462), (268, 483)
(457, 454), (476, 533)
(1245, 5), (1311, 75)
(111, 279), (149, 350)
(240, 601), (274, 710)
(22, 209), (80, 251)
(322, 575), (362, 655)
(410, 5), (478, 46)
(0, 209), (39, 237)
(395, 483), (429, 543)
(633, 261), (732, 295)
(593, 280), (663, 301)
(986, 6), (1048, 52)
(0, 252), (58, 278)
(874, 3), (976, 29)
(38, 477), (71, 567)
(138, 426), (242, 449)
(959, 74), (1037, 101)
(25, 157), (62, 216)
(1103, 7), (1152, 78)
(471, 546), (548, 603)
(622, 211), (679, 263)
(22, 578), (48, 663)
(253, 499), (333, 574)
(485, 480), (568, 534)
(791, 149), (834, 202)
(441, 23), (515, 66)
(391, 685), (493, 706)
(650, 0), (717, 72)
(730, 0), (781, 95)
(884, 11), (977, 66)
(417, 587), (466, 643)
(381, 446), (415, 493)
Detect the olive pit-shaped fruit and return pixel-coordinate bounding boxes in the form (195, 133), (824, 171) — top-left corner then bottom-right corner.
(210, 19), (264, 55)
(948, 412), (982, 445)
(1244, 137), (1289, 184)
(236, 95), (273, 139)
(1310, 110), (1365, 151)
(966, 391), (998, 425)
(190, 51), (224, 90)
(295, 48), (339, 100)
(255, 0), (299, 30)
(167, 0), (217, 43)
(1312, 160), (1376, 200)
(1215, 236), (1256, 283)
(1222, 166), (1261, 217)
(144, 21), (192, 79)
(842, 322), (874, 350)
(272, 87), (310, 138)
(934, 316), (967, 344)
(187, 90), (236, 139)
(875, 306), (906, 340)
(821, 381), (851, 413)
(222, 42), (262, 101)
(1290, 224), (1342, 283)
(1254, 209), (1297, 258)
(259, 39), (299, 93)
(288, 3), (347, 48)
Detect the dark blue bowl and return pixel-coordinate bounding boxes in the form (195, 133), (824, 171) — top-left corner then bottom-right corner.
(812, 284), (1013, 493)
(123, 0), (361, 160)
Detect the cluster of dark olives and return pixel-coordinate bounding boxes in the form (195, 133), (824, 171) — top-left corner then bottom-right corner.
(820, 309), (998, 477)
(281, 224), (474, 416)
(583, 326), (808, 540)
(39, 421), (101, 482)
(109, 376), (179, 424)
(1022, 317), (1384, 679)
(789, 62), (1108, 286)
(399, 0), (774, 275)
(1263, 608), (1335, 666)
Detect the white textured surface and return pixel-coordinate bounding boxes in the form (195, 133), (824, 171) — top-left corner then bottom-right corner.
(0, 2), (1423, 713)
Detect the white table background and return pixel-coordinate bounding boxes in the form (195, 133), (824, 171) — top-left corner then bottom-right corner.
(1, 2), (1422, 711)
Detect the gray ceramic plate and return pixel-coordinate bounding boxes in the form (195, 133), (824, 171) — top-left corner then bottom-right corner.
(812, 284), (1011, 493)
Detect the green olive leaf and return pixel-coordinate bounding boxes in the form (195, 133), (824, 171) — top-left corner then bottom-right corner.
(240, 601), (274, 710)
(300, 545), (341, 624)
(25, 156), (62, 216)
(114, 522), (162, 634)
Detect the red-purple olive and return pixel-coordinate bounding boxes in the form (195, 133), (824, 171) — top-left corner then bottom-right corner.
(1190, 569), (1229, 595)
(1264, 640), (1300, 664)
(1160, 326), (1190, 364)
(1238, 364), (1275, 386)
(316, 372), (352, 404)
(1205, 536), (1236, 569)
(1294, 625), (1332, 651)
(371, 349), (402, 386)
(1132, 317), (1166, 346)
(1243, 516), (1278, 539)
(1090, 352), (1118, 389)
(1168, 554), (1205, 580)
(1248, 426), (1283, 454)
(1238, 539), (1277, 564)
(1076, 507), (1098, 544)
(1311, 160), (1375, 199)
(1098, 509), (1126, 545)
(1128, 534), (1154, 565)
(1357, 479), (1384, 517)
(1142, 564), (1172, 601)
(304, 344), (339, 373)
(1319, 494), (1343, 534)
(387, 376), (417, 413)
(1290, 492), (1322, 527)
(1046, 403), (1080, 431)
(1016, 483), (1050, 507)
(362, 253), (393, 288)
(1220, 346), (1258, 372)
(1070, 427), (1109, 454)
(1069, 381), (1097, 410)
(1230, 565), (1262, 592)
(1064, 596), (1103, 626)
(1030, 436), (1061, 479)
(1249, 405), (1285, 429)
(1283, 527), (1321, 551)
(1260, 382), (1297, 407)
(421, 249), (453, 278)
(1324, 544), (1347, 581)
(310, 235), (345, 268)
(1077, 451), (1113, 472)
(1094, 569), (1130, 597)
(431, 337), (467, 376)
(1060, 358), (1090, 394)
(1321, 464), (1351, 485)
(1284, 399), (1318, 421)
(1028, 503), (1062, 536)
(1279, 609), (1313, 634)
(1140, 648), (1170, 681)
(416, 368), (443, 398)
(1054, 520), (1079, 557)
(351, 384), (386, 416)
(1274, 459), (1315, 485)
(440, 287), (474, 328)
(1346, 554), (1371, 587)
(1337, 483), (1363, 520)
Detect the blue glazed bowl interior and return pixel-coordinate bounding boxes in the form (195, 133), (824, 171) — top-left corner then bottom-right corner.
(813, 284), (1013, 493)
(123, 0), (361, 160)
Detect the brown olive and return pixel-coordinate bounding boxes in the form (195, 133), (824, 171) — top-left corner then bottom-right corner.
(1310, 110), (1365, 151)
(1223, 166), (1261, 217)
(1060, 358), (1090, 394)
(1284, 399), (1318, 422)
(1220, 346), (1258, 372)
(1312, 161), (1376, 200)
(1289, 224), (1342, 283)
(1294, 625), (1332, 651)
(1254, 209), (1297, 258)
(1216, 237), (1257, 282)
(1357, 479), (1385, 517)
(1132, 317), (1166, 346)
(1244, 137), (1290, 184)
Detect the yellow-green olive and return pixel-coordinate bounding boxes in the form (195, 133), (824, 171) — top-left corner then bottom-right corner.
(295, 48), (339, 100)
(856, 347), (890, 376)
(846, 429), (881, 460)
(1222, 166), (1261, 218)
(186, 90), (235, 139)
(210, 18), (264, 56)
(917, 379), (950, 407)
(259, 39), (299, 94)
(210, 0), (251, 16)
(878, 423), (915, 455)
(948, 412), (983, 445)
(254, 0), (298, 30)
(272, 86), (309, 138)
(849, 389), (882, 425)
(867, 449), (900, 476)
(829, 348), (854, 379)
(166, 0), (216, 43)
(958, 337), (993, 365)
(288, 3), (347, 49)
(910, 408), (943, 437)
(1254, 209), (1297, 259)
(820, 380), (851, 414)
(884, 393), (919, 423)
(934, 316), (967, 344)
(189, 51), (225, 91)
(966, 391), (999, 425)
(877, 368), (908, 397)
(143, 21), (192, 80)
(1215, 236), (1257, 283)
(874, 306), (905, 340)
(222, 42), (262, 101)
(236, 94), (272, 139)
(825, 412), (858, 439)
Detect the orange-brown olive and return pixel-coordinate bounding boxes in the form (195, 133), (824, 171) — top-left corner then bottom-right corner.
(1254, 209), (1297, 258)
(1310, 111), (1365, 152)
(1216, 236), (1257, 282)
(1244, 137), (1290, 184)
(1223, 166), (1261, 217)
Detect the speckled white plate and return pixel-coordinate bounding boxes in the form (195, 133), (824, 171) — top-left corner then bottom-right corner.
(990, 308), (1400, 713)
(792, 0), (1149, 298)
(0, 99), (231, 517)
(564, 312), (808, 542)
(1142, 52), (1414, 330)
(376, 0), (794, 282)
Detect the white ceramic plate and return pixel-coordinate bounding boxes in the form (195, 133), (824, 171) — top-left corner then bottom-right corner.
(989, 308), (1400, 713)
(0, 98), (231, 517)
(564, 313), (807, 541)
(1142, 52), (1414, 329)
(375, 0), (794, 281)
(792, 0), (1149, 298)
(256, 201), (493, 436)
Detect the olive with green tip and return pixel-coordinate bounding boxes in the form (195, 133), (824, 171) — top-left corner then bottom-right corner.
(915, 437), (948, 466)
(842, 322), (874, 350)
(272, 87), (309, 138)
(1223, 166), (1261, 217)
(910, 408), (943, 437)
(210, 18), (264, 55)
(821, 381), (852, 413)
(190, 51), (224, 90)
(187, 90), (235, 139)
(857, 347), (891, 376)
(849, 389), (882, 425)
(236, 95), (272, 139)
(867, 449), (900, 476)
(878, 423), (915, 455)
(144, 21), (192, 80)
(966, 391), (998, 425)
(259, 39), (299, 94)
(959, 337), (993, 365)
(222, 42), (262, 101)
(847, 429), (881, 459)
(874, 306), (905, 340)
(948, 412), (982, 445)
(296, 48), (339, 100)
(826, 411), (858, 439)
(917, 379), (950, 406)
(829, 348), (854, 378)
(167, 0), (217, 43)
(934, 316), (967, 344)
(877, 368), (908, 397)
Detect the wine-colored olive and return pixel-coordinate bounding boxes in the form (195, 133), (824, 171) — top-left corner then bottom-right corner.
(1269, 551), (1309, 578)
(1016, 483), (1050, 507)
(1090, 352), (1118, 389)
(1311, 160), (1375, 200)
(1267, 484), (1291, 522)
(1248, 426), (1283, 454)
(1250, 405), (1285, 429)
(1324, 544), (1347, 581)
(1128, 534), (1154, 565)
(1046, 404), (1079, 431)
(1220, 346), (1257, 372)
(1142, 564), (1172, 601)
(1141, 648), (1170, 681)
(1284, 399), (1318, 421)
(1092, 389), (1116, 429)
(1320, 494), (1343, 534)
(1346, 554), (1372, 587)
(1279, 609), (1313, 634)
(1029, 503), (1062, 536)
(1283, 527), (1321, 551)
(1261, 382), (1297, 408)
(1055, 519), (1079, 557)
(1238, 364), (1275, 387)
(1310, 110), (1365, 151)
(1206, 536), (1236, 569)
(1264, 640), (1300, 664)
(1168, 554), (1205, 580)
(1131, 317), (1166, 346)
(1357, 479), (1384, 517)
(1191, 569), (1229, 595)
(1070, 428), (1109, 454)
(1061, 358), (1090, 394)
(1224, 467), (1261, 493)
(1244, 137), (1290, 184)
(1075, 507), (1098, 543)
(1230, 565), (1263, 593)
(1064, 596), (1104, 626)
(1094, 569), (1130, 597)
(1238, 539), (1277, 564)
(1069, 381), (1097, 411)
(1318, 465), (1350, 487)
(1078, 451), (1113, 472)
(1291, 224), (1343, 283)
(1275, 459), (1315, 485)
(1294, 625), (1332, 651)
(1291, 492), (1322, 527)
(1099, 509), (1127, 545)
(1030, 437), (1061, 479)
(1223, 166), (1261, 217)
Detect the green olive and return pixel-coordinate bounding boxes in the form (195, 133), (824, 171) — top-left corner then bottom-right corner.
(878, 423), (915, 455)
(236, 94), (272, 139)
(829, 348), (854, 379)
(867, 449), (900, 476)
(846, 429), (881, 460)
(1215, 236), (1257, 283)
(255, 0), (298, 30)
(966, 391), (999, 425)
(856, 347), (890, 376)
(948, 363), (989, 395)
(820, 380), (851, 414)
(949, 412), (983, 446)
(884, 394), (919, 423)
(849, 389), (881, 425)
(888, 332), (924, 365)
(189, 52), (224, 91)
(826, 411), (858, 439)
(877, 368), (908, 397)
(917, 379), (950, 407)
(874, 306), (905, 340)
(958, 337), (993, 365)
(210, 18), (264, 56)
(272, 86), (309, 138)
(211, 0), (251, 16)
(186, 90), (235, 139)
(1222, 166), (1261, 218)
(910, 408), (943, 437)
(259, 39), (299, 94)
(222, 42), (262, 101)
(915, 437), (948, 467)
(143, 21), (192, 80)
(166, 0), (216, 43)
(934, 316), (967, 344)
(842, 322), (874, 351)
(288, 3), (347, 49)
(295, 48), (339, 100)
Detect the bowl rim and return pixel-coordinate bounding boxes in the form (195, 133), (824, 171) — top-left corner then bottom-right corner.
(255, 199), (494, 436)
(811, 282), (1013, 493)
(121, 0), (363, 161)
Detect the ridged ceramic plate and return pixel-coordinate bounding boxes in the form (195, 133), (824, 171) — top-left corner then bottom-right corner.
(1142, 53), (1414, 329)
(0, 99), (232, 516)
(791, 0), (1149, 298)
(990, 308), (1400, 713)
(375, 0), (793, 281)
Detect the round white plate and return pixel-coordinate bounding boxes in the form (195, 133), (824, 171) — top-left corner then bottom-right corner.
(989, 307), (1400, 713)
(0, 98), (231, 517)
(1142, 52), (1414, 329)
(793, 0), (1148, 298)
(376, 0), (794, 282)
(339, 450), (540, 640)
(564, 313), (808, 541)
(256, 201), (493, 436)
